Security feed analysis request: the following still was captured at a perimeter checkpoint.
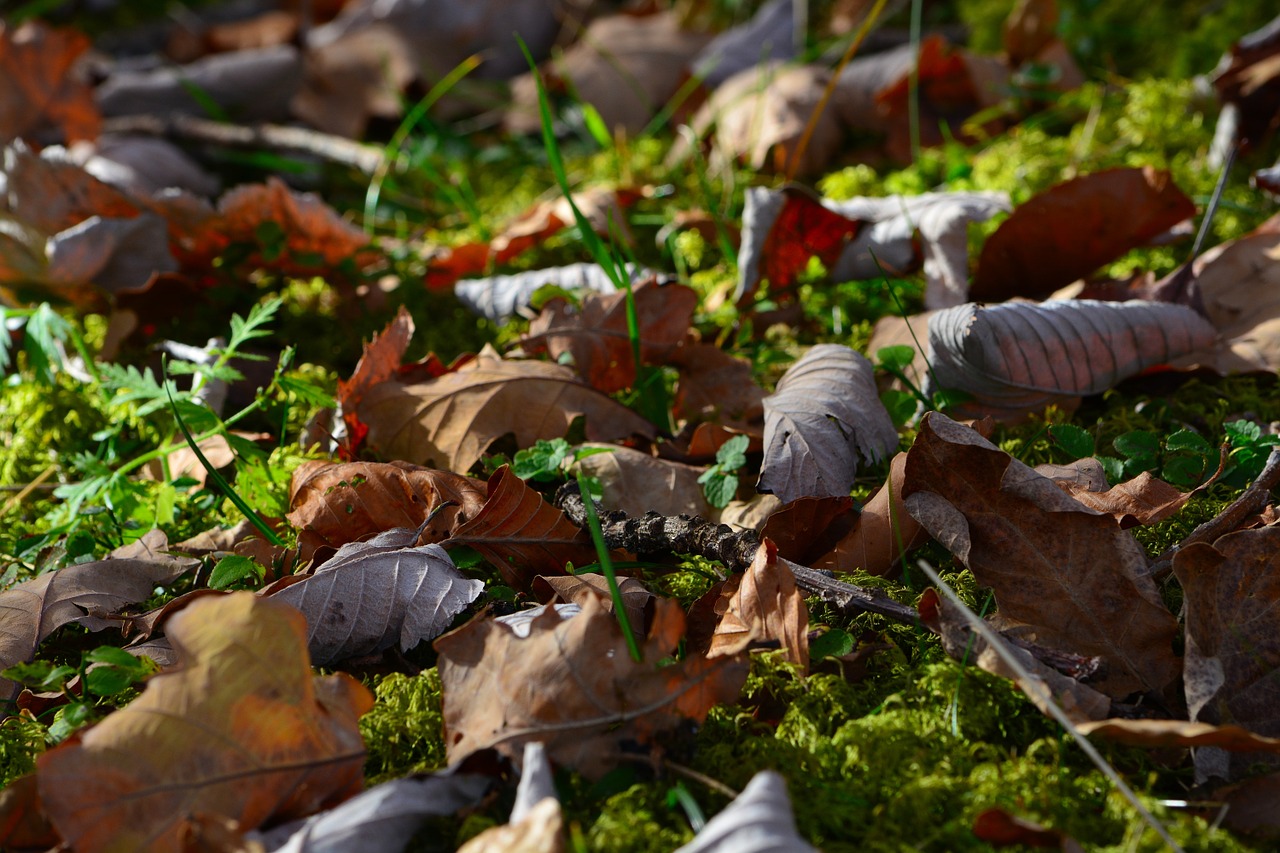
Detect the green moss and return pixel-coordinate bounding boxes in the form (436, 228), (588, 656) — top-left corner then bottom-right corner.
(0, 715), (46, 787)
(360, 670), (448, 785)
(583, 784), (694, 852)
(0, 375), (107, 486)
(648, 560), (718, 610)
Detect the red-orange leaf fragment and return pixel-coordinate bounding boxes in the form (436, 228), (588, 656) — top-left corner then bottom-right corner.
(35, 593), (372, 852)
(0, 21), (100, 145)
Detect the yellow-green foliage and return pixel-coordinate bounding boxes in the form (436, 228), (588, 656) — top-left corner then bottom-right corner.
(0, 375), (107, 486)
(360, 669), (448, 785)
(0, 715), (46, 787)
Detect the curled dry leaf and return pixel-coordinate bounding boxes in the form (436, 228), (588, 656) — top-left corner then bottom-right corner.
(971, 167), (1197, 302)
(533, 573), (653, 645)
(270, 527), (484, 666)
(1056, 470), (1198, 528)
(1173, 525), (1280, 781)
(0, 21), (100, 145)
(435, 594), (748, 779)
(902, 413), (1180, 700)
(0, 530), (195, 706)
(673, 771), (816, 853)
(1077, 718), (1280, 754)
(708, 540), (809, 673)
(919, 588), (1111, 724)
(521, 277), (697, 393)
(759, 344), (898, 503)
(445, 466), (596, 591)
(351, 345), (655, 475)
(287, 459), (487, 564)
(35, 593), (372, 852)
(925, 299), (1219, 421)
(668, 342), (766, 424)
(454, 262), (649, 324)
(572, 443), (714, 520)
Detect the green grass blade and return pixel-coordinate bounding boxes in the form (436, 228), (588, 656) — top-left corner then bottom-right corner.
(574, 472), (642, 663)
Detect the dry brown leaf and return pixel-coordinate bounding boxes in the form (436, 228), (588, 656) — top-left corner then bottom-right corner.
(571, 444), (713, 520)
(532, 574), (653, 644)
(1057, 470), (1196, 527)
(0, 531), (195, 707)
(492, 188), (642, 265)
(972, 167), (1196, 301)
(292, 23), (416, 138)
(1077, 718), (1280, 753)
(457, 796), (563, 853)
(919, 588), (1112, 724)
(759, 344), (898, 502)
(709, 541), (809, 672)
(287, 460), (487, 565)
(669, 342), (766, 425)
(0, 775), (57, 851)
(1215, 772), (1280, 840)
(760, 496), (856, 567)
(35, 593), (372, 851)
(902, 413), (1180, 700)
(673, 771), (816, 853)
(925, 299), (1219, 421)
(1003, 0), (1059, 67)
(1210, 14), (1280, 154)
(352, 345), (656, 474)
(0, 21), (100, 145)
(1174, 525), (1280, 781)
(436, 594), (747, 779)
(445, 466), (596, 591)
(521, 277), (697, 393)
(972, 806), (1083, 852)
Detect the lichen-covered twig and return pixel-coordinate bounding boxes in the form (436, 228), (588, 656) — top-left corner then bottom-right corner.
(555, 483), (920, 625)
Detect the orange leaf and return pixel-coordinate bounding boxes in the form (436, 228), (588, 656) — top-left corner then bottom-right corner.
(0, 22), (100, 145)
(709, 540), (810, 672)
(35, 593), (372, 852)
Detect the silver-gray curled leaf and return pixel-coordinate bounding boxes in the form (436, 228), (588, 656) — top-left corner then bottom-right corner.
(924, 299), (1219, 421)
(758, 343), (898, 502)
(673, 771), (816, 853)
(455, 262), (650, 324)
(270, 527), (484, 666)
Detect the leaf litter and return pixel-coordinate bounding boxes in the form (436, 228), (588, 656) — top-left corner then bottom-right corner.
(4, 1), (1280, 850)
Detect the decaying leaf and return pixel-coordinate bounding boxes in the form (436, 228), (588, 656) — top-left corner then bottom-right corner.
(0, 21), (100, 145)
(445, 466), (596, 590)
(270, 526), (484, 666)
(454, 263), (649, 324)
(668, 342), (766, 424)
(758, 344), (898, 502)
(709, 541), (809, 672)
(571, 443), (714, 522)
(532, 573), (653, 644)
(435, 594), (747, 779)
(0, 530), (195, 707)
(35, 593), (372, 851)
(972, 807), (1083, 852)
(673, 771), (816, 853)
(521, 277), (697, 393)
(925, 299), (1219, 421)
(972, 167), (1197, 302)
(1173, 525), (1280, 781)
(351, 345), (656, 474)
(1056, 470), (1198, 527)
(456, 742), (561, 853)
(902, 413), (1181, 700)
(287, 460), (487, 564)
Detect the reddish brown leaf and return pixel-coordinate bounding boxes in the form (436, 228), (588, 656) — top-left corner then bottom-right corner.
(669, 342), (766, 425)
(521, 277), (697, 393)
(902, 413), (1180, 700)
(0, 22), (100, 145)
(493, 187), (642, 264)
(0, 775), (57, 851)
(1057, 470), (1198, 527)
(1, 143), (139, 236)
(287, 460), (487, 564)
(436, 594), (747, 779)
(1174, 525), (1280, 780)
(972, 167), (1197, 301)
(1216, 772), (1280, 839)
(709, 540), (810, 673)
(35, 593), (372, 852)
(532, 573), (653, 642)
(353, 345), (655, 475)
(1211, 15), (1280, 153)
(973, 807), (1082, 850)
(760, 496), (856, 568)
(445, 466), (596, 590)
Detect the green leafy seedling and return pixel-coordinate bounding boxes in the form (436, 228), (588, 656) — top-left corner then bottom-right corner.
(513, 438), (613, 486)
(1049, 423), (1095, 459)
(698, 434), (750, 509)
(1223, 419), (1280, 486)
(3, 646), (156, 742)
(208, 554), (266, 590)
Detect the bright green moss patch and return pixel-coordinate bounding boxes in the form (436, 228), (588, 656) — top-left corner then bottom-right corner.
(360, 669), (448, 785)
(0, 375), (107, 486)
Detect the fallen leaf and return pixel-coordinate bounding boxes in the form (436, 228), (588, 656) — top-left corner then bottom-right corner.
(270, 526), (484, 666)
(673, 771), (816, 853)
(287, 459), (487, 564)
(1215, 771), (1280, 839)
(445, 466), (596, 590)
(1002, 0), (1059, 67)
(903, 412), (1181, 700)
(925, 299), (1219, 421)
(571, 444), (714, 520)
(506, 12), (710, 135)
(455, 263), (647, 324)
(1077, 718), (1280, 753)
(69, 135), (221, 198)
(1057, 470), (1197, 527)
(0, 530), (195, 707)
(292, 23), (416, 139)
(0, 143), (139, 236)
(972, 806), (1082, 851)
(0, 21), (100, 145)
(491, 188), (642, 265)
(709, 540), (809, 672)
(1210, 14), (1280, 153)
(532, 573), (653, 643)
(919, 589), (1111, 723)
(758, 344), (898, 502)
(668, 342), (766, 424)
(436, 594), (747, 779)
(351, 345), (656, 475)
(0, 775), (57, 851)
(35, 593), (372, 851)
(1174, 525), (1280, 781)
(458, 797), (562, 853)
(691, 0), (796, 88)
(521, 277), (697, 393)
(972, 167), (1197, 301)
(45, 212), (177, 304)
(759, 496), (857, 567)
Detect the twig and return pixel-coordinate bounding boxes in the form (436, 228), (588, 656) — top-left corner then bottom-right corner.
(102, 114), (385, 175)
(1149, 442), (1280, 579)
(554, 484), (920, 626)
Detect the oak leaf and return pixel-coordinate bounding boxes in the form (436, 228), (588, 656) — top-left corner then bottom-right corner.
(435, 594), (748, 779)
(902, 413), (1180, 699)
(35, 593), (372, 851)
(572, 443), (714, 520)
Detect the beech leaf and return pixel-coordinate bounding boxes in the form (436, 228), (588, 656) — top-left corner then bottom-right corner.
(759, 344), (898, 502)
(925, 299), (1219, 421)
(270, 527), (484, 666)
(708, 541), (810, 673)
(673, 771), (816, 853)
(454, 262), (646, 324)
(35, 593), (372, 851)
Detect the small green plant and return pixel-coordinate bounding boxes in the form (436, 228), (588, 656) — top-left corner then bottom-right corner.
(3, 646), (157, 742)
(207, 554), (266, 590)
(512, 438), (610, 499)
(1222, 419), (1280, 487)
(698, 434), (749, 509)
(1050, 423), (1223, 489)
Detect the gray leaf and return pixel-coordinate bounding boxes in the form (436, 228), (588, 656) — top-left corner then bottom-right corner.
(456, 262), (649, 323)
(759, 344), (898, 502)
(271, 531), (483, 666)
(674, 771), (816, 853)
